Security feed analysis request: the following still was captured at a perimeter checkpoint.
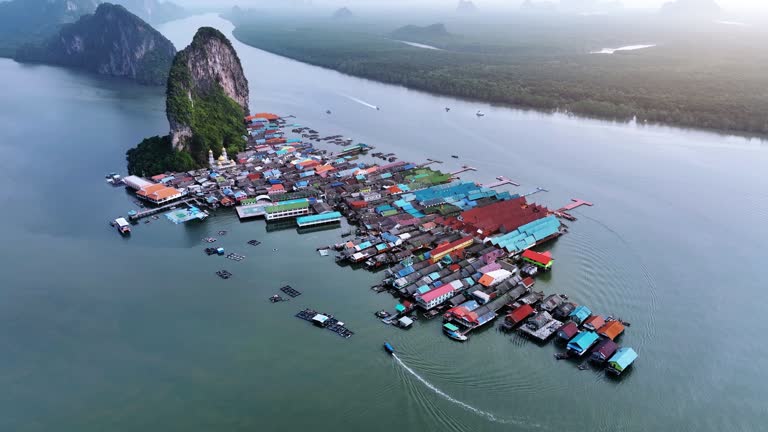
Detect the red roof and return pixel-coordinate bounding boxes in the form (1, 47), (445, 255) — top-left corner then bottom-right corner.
(506, 304), (535, 324)
(446, 197), (550, 235)
(522, 249), (553, 265)
(557, 321), (579, 339)
(418, 285), (455, 303)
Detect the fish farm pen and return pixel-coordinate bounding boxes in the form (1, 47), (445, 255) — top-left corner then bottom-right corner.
(109, 112), (638, 377)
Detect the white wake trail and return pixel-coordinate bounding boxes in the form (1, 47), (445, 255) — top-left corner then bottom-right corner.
(393, 354), (501, 422)
(341, 94), (379, 110)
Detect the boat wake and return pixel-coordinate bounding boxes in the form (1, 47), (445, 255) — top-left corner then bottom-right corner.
(341, 94), (379, 110)
(392, 354), (537, 427)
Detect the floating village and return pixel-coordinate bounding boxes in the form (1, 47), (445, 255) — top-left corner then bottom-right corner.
(108, 112), (638, 377)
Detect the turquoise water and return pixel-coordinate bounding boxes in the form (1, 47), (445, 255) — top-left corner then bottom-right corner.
(0, 14), (766, 432)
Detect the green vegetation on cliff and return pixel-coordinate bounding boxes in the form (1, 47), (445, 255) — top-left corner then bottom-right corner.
(126, 136), (196, 176)
(126, 27), (249, 176)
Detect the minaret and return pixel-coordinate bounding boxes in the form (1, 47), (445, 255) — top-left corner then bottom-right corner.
(221, 147), (229, 163)
(208, 149), (215, 168)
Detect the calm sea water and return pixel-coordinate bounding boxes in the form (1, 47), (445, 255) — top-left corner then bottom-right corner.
(0, 14), (766, 432)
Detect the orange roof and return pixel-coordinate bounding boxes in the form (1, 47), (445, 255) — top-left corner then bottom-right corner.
(151, 174), (166, 181)
(315, 165), (335, 173)
(247, 112), (279, 121)
(387, 186), (403, 194)
(597, 320), (625, 340)
(148, 187), (180, 201)
(137, 184), (166, 196)
(478, 274), (494, 287)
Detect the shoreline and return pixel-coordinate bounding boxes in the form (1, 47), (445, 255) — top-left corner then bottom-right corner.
(228, 25), (767, 142)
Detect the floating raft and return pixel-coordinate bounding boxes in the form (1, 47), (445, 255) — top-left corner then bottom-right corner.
(248, 240), (262, 246)
(295, 308), (354, 339)
(216, 270), (232, 279)
(280, 285), (302, 297)
(269, 295), (286, 303)
(203, 237), (217, 243)
(226, 253), (245, 261)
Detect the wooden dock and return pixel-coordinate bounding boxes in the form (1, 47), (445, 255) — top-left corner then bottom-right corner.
(418, 159), (443, 168)
(522, 187), (549, 197)
(558, 198), (593, 212)
(450, 165), (477, 175)
(483, 176), (520, 188)
(128, 198), (202, 221)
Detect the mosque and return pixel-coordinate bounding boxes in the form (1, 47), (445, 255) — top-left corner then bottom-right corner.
(208, 147), (237, 170)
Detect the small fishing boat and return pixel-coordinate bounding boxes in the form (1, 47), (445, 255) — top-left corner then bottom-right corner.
(443, 323), (468, 341)
(476, 110), (485, 117)
(451, 155), (459, 159)
(445, 107), (450, 112)
(326, 110), (332, 114)
(383, 342), (395, 354)
(113, 218), (131, 235)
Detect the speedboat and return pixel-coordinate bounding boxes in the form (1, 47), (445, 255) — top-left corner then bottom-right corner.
(445, 107), (450, 112)
(383, 342), (395, 354)
(476, 110), (485, 117)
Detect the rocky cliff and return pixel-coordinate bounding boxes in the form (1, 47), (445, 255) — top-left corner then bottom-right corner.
(166, 27), (249, 156)
(15, 3), (176, 85)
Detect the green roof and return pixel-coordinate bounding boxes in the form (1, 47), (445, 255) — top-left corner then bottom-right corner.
(444, 323), (459, 331)
(265, 201), (309, 213)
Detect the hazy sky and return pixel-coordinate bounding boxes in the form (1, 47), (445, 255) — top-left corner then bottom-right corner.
(172, 0), (768, 13)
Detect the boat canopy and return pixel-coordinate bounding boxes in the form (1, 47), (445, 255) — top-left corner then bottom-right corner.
(443, 323), (460, 332)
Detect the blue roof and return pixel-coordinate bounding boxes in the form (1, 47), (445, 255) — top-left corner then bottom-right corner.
(417, 285), (430, 294)
(567, 331), (599, 353)
(569, 305), (592, 323)
(397, 265), (415, 278)
(296, 212), (342, 225)
(609, 347), (638, 370)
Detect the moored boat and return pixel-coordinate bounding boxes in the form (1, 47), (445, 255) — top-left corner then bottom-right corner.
(113, 217), (131, 235)
(443, 322), (468, 341)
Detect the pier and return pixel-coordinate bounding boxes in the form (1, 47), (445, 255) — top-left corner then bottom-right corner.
(522, 187), (549, 198)
(450, 165), (477, 175)
(483, 176), (520, 188)
(128, 198), (202, 221)
(558, 198), (593, 212)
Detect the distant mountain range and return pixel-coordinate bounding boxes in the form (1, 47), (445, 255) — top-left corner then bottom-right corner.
(456, 1), (478, 14)
(332, 7), (354, 19)
(0, 0), (187, 57)
(14, 3), (176, 85)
